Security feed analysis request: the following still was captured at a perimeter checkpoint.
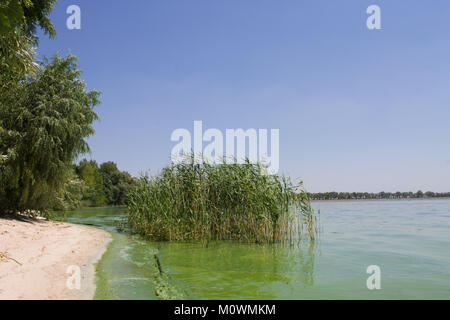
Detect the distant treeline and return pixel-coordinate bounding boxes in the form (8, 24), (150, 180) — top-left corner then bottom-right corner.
(308, 191), (450, 201)
(53, 160), (139, 211)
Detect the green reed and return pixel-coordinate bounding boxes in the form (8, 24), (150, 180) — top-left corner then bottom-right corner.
(126, 154), (317, 243)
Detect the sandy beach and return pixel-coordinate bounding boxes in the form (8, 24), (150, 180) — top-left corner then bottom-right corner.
(0, 215), (111, 300)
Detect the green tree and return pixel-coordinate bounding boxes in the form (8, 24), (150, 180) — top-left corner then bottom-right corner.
(99, 161), (138, 205)
(0, 0), (56, 37)
(76, 159), (106, 207)
(50, 170), (87, 211)
(99, 161), (120, 204)
(0, 54), (101, 213)
(115, 171), (138, 205)
(1, 0), (57, 77)
(74, 160), (138, 207)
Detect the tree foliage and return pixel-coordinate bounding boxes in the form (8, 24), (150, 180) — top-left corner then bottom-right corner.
(308, 191), (450, 201)
(74, 160), (138, 208)
(1, 0), (57, 78)
(0, 54), (101, 213)
(50, 170), (87, 211)
(0, 0), (56, 38)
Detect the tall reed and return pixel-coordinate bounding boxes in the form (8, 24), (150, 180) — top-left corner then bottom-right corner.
(126, 154), (317, 243)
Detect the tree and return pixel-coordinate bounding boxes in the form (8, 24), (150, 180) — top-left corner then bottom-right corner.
(75, 159), (107, 207)
(0, 0), (56, 37)
(74, 160), (138, 207)
(425, 191), (435, 198)
(1, 0), (57, 77)
(0, 54), (101, 213)
(50, 170), (87, 211)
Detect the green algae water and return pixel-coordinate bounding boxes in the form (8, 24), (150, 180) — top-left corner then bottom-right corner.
(55, 199), (450, 299)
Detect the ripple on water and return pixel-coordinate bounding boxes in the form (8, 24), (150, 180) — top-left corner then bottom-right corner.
(54, 202), (450, 299)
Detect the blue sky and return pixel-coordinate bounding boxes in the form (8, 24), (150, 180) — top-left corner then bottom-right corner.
(37, 0), (450, 192)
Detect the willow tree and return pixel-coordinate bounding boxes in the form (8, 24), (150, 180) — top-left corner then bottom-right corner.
(0, 54), (101, 213)
(1, 0), (56, 76)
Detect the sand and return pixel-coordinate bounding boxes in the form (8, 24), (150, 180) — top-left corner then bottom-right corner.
(0, 215), (111, 300)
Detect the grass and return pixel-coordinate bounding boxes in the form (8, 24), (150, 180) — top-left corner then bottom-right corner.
(126, 154), (317, 244)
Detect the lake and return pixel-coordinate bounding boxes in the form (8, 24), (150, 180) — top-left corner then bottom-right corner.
(56, 199), (450, 299)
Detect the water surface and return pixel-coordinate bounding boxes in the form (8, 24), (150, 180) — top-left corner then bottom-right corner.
(56, 199), (450, 299)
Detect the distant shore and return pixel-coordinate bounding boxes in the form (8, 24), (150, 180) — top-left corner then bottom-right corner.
(0, 215), (111, 300)
(311, 197), (450, 203)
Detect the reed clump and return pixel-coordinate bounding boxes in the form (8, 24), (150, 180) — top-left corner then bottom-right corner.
(126, 155), (317, 243)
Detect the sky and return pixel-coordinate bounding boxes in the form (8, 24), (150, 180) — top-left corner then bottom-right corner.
(36, 0), (450, 193)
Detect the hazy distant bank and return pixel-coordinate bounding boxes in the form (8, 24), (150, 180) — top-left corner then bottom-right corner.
(311, 197), (450, 203)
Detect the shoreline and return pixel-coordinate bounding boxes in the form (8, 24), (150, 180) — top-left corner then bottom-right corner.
(0, 215), (111, 300)
(311, 197), (450, 203)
